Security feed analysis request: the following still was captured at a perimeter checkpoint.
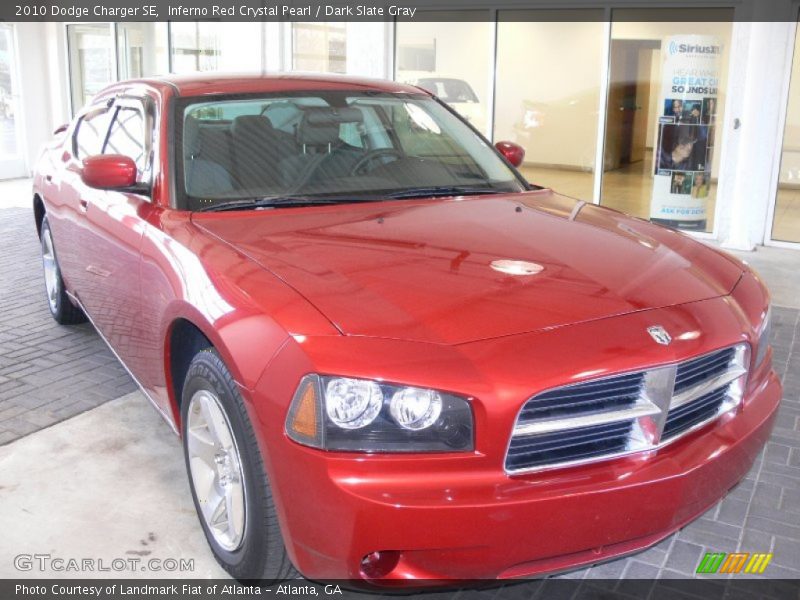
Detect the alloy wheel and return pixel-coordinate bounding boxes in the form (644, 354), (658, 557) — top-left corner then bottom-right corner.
(186, 389), (247, 551)
(41, 226), (59, 313)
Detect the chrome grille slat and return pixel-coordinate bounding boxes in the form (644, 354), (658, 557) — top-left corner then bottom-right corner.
(518, 377), (643, 420)
(505, 344), (749, 474)
(663, 388), (728, 439)
(513, 403), (661, 436)
(507, 421), (633, 455)
(506, 421), (633, 470)
(670, 366), (747, 409)
(674, 348), (736, 393)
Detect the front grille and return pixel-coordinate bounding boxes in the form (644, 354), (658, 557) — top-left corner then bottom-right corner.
(517, 372), (644, 422)
(674, 347), (736, 394)
(506, 420), (633, 471)
(663, 387), (728, 439)
(506, 344), (748, 474)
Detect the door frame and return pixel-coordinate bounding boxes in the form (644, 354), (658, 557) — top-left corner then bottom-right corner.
(763, 14), (800, 249)
(594, 7), (742, 242)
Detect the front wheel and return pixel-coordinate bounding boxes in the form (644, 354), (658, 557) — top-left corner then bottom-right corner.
(181, 349), (296, 581)
(39, 216), (86, 325)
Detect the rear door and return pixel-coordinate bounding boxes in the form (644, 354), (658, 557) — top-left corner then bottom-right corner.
(77, 95), (154, 370)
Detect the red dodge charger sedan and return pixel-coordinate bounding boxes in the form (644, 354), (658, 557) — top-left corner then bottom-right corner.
(32, 73), (780, 583)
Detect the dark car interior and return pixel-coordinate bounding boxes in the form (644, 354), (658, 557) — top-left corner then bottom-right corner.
(184, 105), (414, 201)
(180, 97), (515, 210)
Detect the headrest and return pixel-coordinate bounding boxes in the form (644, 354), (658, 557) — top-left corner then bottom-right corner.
(231, 115), (276, 140)
(297, 107), (363, 146)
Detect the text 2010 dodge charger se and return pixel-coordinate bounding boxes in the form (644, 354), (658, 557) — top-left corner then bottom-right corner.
(33, 74), (780, 583)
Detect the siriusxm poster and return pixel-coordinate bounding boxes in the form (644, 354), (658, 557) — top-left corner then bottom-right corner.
(650, 35), (720, 230)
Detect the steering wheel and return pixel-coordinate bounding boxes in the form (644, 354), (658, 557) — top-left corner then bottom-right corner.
(350, 148), (403, 175)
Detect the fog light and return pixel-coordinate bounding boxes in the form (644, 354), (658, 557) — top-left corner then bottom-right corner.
(360, 550), (400, 579)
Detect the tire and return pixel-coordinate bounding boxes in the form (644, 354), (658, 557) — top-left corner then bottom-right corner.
(181, 349), (297, 582)
(39, 216), (86, 325)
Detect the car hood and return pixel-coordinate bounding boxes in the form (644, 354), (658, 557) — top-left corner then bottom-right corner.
(192, 190), (744, 345)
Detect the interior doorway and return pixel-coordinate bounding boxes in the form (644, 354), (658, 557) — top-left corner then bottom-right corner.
(603, 39), (657, 171)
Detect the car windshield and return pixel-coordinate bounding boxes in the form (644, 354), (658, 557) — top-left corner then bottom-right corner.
(177, 91), (526, 211)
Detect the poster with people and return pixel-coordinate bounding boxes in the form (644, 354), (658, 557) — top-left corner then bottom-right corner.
(650, 35), (721, 230)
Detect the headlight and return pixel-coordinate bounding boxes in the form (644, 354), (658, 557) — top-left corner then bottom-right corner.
(324, 377), (383, 429)
(754, 305), (772, 368)
(286, 374), (473, 452)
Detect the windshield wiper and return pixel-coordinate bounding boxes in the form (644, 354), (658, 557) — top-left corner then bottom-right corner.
(386, 186), (507, 200)
(197, 195), (376, 212)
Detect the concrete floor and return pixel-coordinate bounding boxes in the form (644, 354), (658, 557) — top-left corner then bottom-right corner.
(0, 392), (228, 578)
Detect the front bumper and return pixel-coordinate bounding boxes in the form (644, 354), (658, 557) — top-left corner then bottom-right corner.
(247, 281), (779, 583)
(268, 369), (779, 581)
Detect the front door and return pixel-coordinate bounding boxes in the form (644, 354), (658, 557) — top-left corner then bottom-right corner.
(77, 96), (153, 373)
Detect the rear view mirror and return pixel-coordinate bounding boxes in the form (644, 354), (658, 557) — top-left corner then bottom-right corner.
(495, 141), (525, 168)
(80, 155), (138, 190)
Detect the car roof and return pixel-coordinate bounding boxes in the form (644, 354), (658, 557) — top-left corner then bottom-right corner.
(112, 72), (426, 97)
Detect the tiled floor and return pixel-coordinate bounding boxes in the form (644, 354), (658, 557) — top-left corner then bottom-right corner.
(0, 182), (798, 588)
(0, 207), (136, 444)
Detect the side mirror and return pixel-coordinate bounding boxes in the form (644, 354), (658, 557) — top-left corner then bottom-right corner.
(495, 141), (525, 168)
(80, 155), (138, 190)
(53, 123), (69, 136)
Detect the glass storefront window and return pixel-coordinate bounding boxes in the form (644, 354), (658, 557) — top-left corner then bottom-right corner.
(772, 21), (800, 244)
(0, 23), (25, 179)
(67, 23), (114, 112)
(494, 12), (606, 200)
(395, 12), (492, 137)
(602, 11), (733, 234)
(292, 23), (346, 73)
(170, 23), (261, 74)
(0, 25), (19, 158)
(116, 23), (168, 80)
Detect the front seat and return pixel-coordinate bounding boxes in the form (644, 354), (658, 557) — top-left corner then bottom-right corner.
(230, 115), (295, 192)
(183, 116), (235, 198)
(278, 107), (364, 188)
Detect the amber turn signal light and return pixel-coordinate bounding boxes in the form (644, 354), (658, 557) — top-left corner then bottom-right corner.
(286, 375), (324, 448)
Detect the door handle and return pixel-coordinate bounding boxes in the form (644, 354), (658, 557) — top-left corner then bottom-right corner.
(45, 175), (52, 182)
(79, 199), (89, 212)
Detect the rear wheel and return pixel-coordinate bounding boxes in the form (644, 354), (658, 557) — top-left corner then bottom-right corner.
(181, 349), (296, 581)
(39, 216), (86, 325)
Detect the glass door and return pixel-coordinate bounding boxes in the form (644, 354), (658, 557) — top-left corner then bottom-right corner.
(0, 24), (26, 179)
(600, 10), (734, 234)
(494, 10), (606, 200)
(770, 18), (800, 245)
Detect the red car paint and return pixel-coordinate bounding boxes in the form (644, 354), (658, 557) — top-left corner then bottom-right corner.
(33, 73), (779, 582)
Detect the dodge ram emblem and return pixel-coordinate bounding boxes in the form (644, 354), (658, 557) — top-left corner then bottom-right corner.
(647, 325), (672, 346)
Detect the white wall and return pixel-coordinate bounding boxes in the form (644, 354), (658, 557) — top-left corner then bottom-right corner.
(15, 23), (68, 176)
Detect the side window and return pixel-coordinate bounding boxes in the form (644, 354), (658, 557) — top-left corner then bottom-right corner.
(105, 105), (148, 174)
(73, 107), (113, 160)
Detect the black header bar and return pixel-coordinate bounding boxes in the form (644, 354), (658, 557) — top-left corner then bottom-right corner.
(4, 0), (800, 22)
